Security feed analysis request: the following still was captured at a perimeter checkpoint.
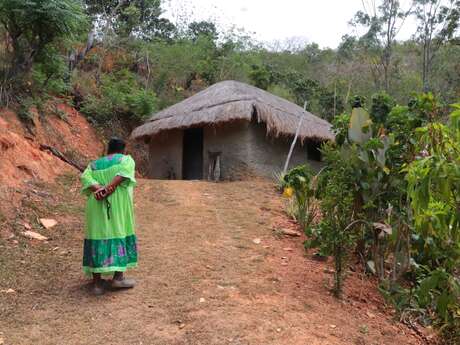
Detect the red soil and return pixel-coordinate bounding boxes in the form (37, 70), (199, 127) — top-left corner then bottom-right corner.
(0, 101), (103, 224)
(0, 103), (103, 188)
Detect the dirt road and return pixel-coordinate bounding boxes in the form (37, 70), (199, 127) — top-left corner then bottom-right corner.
(0, 179), (427, 345)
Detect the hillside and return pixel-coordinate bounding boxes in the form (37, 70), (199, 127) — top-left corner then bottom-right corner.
(0, 103), (103, 233)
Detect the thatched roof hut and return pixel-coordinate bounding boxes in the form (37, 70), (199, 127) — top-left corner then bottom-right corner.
(132, 80), (334, 181)
(131, 80), (334, 141)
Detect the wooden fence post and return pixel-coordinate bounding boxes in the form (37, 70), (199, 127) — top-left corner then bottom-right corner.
(283, 102), (307, 174)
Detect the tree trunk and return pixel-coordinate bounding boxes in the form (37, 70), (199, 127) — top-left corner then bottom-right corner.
(334, 244), (343, 298)
(10, 38), (26, 78)
(422, 37), (430, 92)
(382, 45), (392, 92)
(68, 30), (95, 72)
(9, 35), (40, 79)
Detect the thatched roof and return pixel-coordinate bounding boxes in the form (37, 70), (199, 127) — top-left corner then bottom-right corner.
(131, 80), (334, 141)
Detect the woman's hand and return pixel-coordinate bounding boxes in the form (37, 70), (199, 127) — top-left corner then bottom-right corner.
(105, 184), (116, 195)
(103, 176), (125, 197)
(93, 185), (117, 201)
(91, 176), (125, 201)
(89, 184), (103, 193)
(90, 184), (105, 200)
(94, 187), (107, 201)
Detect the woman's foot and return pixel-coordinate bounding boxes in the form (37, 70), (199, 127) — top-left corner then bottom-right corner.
(91, 273), (105, 295)
(91, 283), (105, 296)
(111, 271), (135, 289)
(111, 278), (136, 289)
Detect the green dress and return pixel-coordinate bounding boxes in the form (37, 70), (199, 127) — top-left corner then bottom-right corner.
(80, 154), (138, 275)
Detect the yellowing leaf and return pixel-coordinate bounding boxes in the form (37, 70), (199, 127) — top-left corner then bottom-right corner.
(283, 187), (294, 198)
(349, 107), (373, 144)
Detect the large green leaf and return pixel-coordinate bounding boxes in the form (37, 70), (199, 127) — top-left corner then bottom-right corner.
(349, 107), (372, 144)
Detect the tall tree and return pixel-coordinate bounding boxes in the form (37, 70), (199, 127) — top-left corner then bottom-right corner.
(0, 0), (87, 78)
(187, 21), (218, 42)
(84, 0), (176, 40)
(352, 0), (412, 91)
(413, 0), (460, 91)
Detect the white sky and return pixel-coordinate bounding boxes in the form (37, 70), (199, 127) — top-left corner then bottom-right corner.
(163, 0), (418, 49)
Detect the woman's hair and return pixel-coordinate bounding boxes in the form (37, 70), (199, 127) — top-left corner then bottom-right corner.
(107, 137), (126, 154)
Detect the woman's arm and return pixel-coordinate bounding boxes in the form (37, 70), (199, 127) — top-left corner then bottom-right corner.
(81, 165), (102, 197)
(90, 184), (106, 200)
(88, 184), (103, 192)
(99, 175), (126, 198)
(107, 175), (126, 192)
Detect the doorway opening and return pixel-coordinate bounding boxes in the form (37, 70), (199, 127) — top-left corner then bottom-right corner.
(182, 128), (204, 180)
(307, 140), (322, 162)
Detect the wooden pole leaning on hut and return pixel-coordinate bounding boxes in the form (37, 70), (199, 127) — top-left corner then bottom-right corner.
(283, 102), (307, 174)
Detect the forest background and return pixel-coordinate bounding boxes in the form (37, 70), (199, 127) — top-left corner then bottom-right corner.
(0, 0), (458, 129)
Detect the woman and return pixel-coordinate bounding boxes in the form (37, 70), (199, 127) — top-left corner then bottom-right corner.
(80, 138), (138, 295)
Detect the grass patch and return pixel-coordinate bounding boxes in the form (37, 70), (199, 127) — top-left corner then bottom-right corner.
(56, 172), (79, 188)
(53, 202), (84, 215)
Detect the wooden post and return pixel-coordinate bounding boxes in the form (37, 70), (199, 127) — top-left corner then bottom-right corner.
(283, 102), (307, 174)
(39, 144), (84, 172)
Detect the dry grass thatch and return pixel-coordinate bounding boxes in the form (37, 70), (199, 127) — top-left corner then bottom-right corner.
(131, 80), (334, 141)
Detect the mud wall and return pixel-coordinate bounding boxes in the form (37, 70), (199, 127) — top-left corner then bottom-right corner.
(203, 121), (252, 180)
(247, 122), (323, 177)
(148, 130), (183, 179)
(147, 121), (323, 180)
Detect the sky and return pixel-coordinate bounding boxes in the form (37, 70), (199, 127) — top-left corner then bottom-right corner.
(163, 0), (418, 49)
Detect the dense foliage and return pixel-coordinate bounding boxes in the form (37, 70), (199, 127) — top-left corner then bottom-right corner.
(79, 68), (157, 123)
(284, 94), (460, 342)
(0, 0), (458, 127)
(0, 0), (87, 104)
(404, 105), (460, 340)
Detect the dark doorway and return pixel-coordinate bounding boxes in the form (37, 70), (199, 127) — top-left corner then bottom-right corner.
(307, 140), (322, 162)
(182, 128), (204, 180)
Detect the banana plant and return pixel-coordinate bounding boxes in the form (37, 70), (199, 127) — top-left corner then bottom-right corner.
(282, 165), (315, 231)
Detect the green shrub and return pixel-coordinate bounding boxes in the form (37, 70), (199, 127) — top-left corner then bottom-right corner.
(268, 85), (296, 103)
(17, 97), (35, 123)
(282, 165), (315, 231)
(307, 95), (460, 342)
(249, 63), (273, 90)
(309, 144), (360, 297)
(401, 105), (460, 341)
(370, 92), (395, 125)
(317, 88), (345, 123)
(80, 69), (157, 124)
(31, 46), (71, 96)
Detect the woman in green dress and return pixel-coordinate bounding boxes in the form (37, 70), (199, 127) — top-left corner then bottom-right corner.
(80, 138), (138, 295)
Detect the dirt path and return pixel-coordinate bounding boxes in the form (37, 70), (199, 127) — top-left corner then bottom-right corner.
(1, 179), (427, 345)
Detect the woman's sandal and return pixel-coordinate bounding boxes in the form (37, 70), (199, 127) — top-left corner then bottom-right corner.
(91, 284), (105, 296)
(111, 278), (136, 289)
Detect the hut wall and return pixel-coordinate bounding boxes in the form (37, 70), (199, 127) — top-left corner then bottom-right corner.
(147, 121), (324, 180)
(148, 130), (183, 179)
(203, 121), (252, 180)
(246, 122), (323, 177)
